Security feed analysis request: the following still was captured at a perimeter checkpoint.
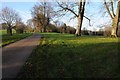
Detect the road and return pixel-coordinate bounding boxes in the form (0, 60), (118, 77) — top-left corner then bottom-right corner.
(2, 34), (41, 80)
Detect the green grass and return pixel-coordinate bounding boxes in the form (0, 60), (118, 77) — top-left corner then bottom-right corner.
(0, 29), (16, 35)
(1, 33), (32, 47)
(0, 29), (32, 47)
(17, 33), (120, 78)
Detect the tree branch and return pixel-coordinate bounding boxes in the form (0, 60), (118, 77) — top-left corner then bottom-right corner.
(54, 11), (69, 19)
(78, 0), (82, 14)
(103, 0), (114, 19)
(69, 16), (77, 22)
(109, 0), (115, 17)
(57, 1), (78, 17)
(83, 15), (91, 26)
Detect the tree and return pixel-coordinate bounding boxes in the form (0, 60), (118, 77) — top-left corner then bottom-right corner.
(26, 19), (35, 32)
(66, 26), (76, 34)
(61, 23), (67, 34)
(103, 0), (120, 37)
(13, 16), (25, 34)
(0, 7), (21, 36)
(15, 21), (26, 34)
(31, 2), (53, 32)
(46, 23), (58, 32)
(1, 23), (8, 30)
(57, 0), (90, 36)
(104, 26), (112, 36)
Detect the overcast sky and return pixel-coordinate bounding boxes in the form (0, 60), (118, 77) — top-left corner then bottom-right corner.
(1, 0), (117, 31)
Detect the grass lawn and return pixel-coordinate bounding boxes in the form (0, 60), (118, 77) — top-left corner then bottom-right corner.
(0, 29), (32, 47)
(1, 32), (32, 47)
(0, 29), (16, 35)
(17, 33), (120, 78)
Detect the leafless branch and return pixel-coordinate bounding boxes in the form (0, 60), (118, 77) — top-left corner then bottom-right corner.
(69, 16), (77, 21)
(83, 15), (91, 26)
(109, 0), (115, 17)
(57, 1), (78, 17)
(103, 0), (114, 19)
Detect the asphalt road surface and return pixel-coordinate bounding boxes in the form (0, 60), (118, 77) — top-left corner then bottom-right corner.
(2, 34), (41, 79)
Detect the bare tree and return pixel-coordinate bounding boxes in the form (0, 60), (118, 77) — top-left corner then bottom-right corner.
(57, 0), (90, 36)
(31, 2), (53, 32)
(0, 7), (21, 36)
(103, 0), (120, 37)
(15, 20), (26, 34)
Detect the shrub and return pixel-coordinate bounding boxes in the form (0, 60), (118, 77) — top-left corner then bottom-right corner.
(1, 23), (7, 30)
(81, 30), (89, 35)
(96, 31), (104, 36)
(81, 27), (89, 35)
(104, 27), (112, 37)
(46, 24), (58, 32)
(16, 29), (24, 34)
(66, 26), (76, 34)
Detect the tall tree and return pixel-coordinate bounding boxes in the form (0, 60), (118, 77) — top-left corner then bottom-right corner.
(57, 0), (90, 36)
(0, 7), (21, 36)
(31, 2), (53, 32)
(103, 0), (120, 37)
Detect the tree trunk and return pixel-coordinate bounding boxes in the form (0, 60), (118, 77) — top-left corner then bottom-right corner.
(111, 1), (120, 37)
(43, 26), (46, 32)
(75, 16), (82, 36)
(75, 11), (84, 36)
(111, 19), (118, 37)
(116, 0), (120, 37)
(7, 27), (12, 36)
(75, 0), (85, 36)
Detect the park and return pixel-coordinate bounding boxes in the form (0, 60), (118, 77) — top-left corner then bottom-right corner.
(0, 0), (120, 79)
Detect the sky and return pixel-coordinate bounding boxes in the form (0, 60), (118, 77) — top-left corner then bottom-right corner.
(1, 0), (117, 31)
(1, 2), (35, 23)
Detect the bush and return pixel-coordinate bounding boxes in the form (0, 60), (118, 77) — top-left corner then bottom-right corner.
(104, 27), (112, 37)
(66, 26), (76, 34)
(46, 24), (58, 32)
(1, 23), (7, 30)
(57, 27), (63, 33)
(58, 23), (67, 34)
(81, 30), (89, 35)
(57, 25), (76, 34)
(16, 29), (24, 34)
(96, 31), (104, 36)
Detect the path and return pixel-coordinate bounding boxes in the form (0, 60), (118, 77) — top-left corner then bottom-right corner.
(2, 34), (41, 79)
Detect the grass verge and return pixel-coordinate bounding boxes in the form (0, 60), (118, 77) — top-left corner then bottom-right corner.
(1, 33), (32, 47)
(17, 33), (120, 78)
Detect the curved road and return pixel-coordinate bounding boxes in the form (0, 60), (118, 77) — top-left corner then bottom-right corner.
(2, 34), (41, 79)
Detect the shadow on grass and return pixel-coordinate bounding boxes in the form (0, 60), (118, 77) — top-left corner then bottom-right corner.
(17, 40), (120, 79)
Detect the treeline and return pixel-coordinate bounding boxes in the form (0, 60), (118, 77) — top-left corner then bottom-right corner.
(2, 21), (120, 37)
(34, 23), (76, 34)
(81, 26), (120, 37)
(1, 22), (26, 34)
(1, 22), (76, 34)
